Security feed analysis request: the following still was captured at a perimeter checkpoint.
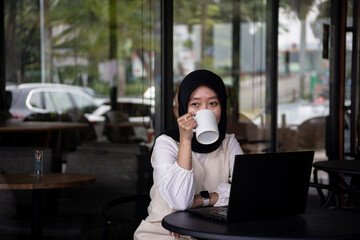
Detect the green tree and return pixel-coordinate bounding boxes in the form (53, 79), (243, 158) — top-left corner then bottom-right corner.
(5, 0), (41, 83)
(50, 0), (153, 96)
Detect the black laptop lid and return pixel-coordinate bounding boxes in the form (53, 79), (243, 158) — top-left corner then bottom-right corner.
(227, 151), (314, 221)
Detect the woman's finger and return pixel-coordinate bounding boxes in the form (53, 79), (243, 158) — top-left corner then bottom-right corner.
(169, 231), (180, 239)
(178, 114), (195, 128)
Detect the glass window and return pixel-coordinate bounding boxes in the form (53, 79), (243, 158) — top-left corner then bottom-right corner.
(70, 93), (97, 113)
(278, 0), (330, 159)
(43, 92), (56, 112)
(343, 0), (360, 157)
(29, 92), (43, 109)
(173, 0), (270, 154)
(173, 0), (332, 157)
(4, 0), (157, 144)
(50, 92), (73, 113)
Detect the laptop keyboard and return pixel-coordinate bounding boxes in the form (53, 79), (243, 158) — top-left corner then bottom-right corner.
(188, 206), (228, 221)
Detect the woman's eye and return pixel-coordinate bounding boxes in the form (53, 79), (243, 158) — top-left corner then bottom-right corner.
(210, 102), (218, 106)
(191, 102), (199, 107)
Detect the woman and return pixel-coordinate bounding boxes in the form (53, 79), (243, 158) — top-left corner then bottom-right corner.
(134, 69), (243, 239)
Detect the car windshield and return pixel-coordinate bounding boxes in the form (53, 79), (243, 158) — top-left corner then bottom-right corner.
(49, 92), (73, 113)
(71, 93), (98, 113)
(27, 88), (98, 114)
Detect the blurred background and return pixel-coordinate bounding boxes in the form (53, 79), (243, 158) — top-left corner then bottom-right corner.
(1, 0), (359, 239)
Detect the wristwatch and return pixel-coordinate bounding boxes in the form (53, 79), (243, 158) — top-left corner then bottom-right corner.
(200, 190), (210, 207)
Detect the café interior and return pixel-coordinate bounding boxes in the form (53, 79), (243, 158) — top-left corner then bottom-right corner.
(0, 0), (360, 239)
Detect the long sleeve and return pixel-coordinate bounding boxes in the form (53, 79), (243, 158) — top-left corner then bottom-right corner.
(152, 135), (195, 211)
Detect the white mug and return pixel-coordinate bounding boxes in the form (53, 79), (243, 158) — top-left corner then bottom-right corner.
(194, 109), (219, 145)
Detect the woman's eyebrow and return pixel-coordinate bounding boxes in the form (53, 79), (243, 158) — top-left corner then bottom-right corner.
(189, 97), (200, 101)
(189, 96), (218, 101)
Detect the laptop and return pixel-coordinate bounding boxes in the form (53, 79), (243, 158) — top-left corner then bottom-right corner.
(188, 151), (314, 221)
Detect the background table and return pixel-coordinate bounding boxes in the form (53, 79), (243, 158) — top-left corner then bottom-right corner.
(313, 160), (360, 175)
(311, 160), (360, 209)
(0, 173), (96, 238)
(0, 120), (90, 132)
(0, 120), (90, 148)
(105, 121), (150, 128)
(162, 208), (360, 240)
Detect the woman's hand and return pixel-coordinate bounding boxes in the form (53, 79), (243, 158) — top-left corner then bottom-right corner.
(169, 231), (180, 239)
(176, 112), (196, 170)
(190, 192), (219, 208)
(177, 112), (196, 142)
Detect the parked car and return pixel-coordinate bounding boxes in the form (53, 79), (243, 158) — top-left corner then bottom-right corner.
(6, 83), (155, 143)
(6, 83), (103, 123)
(5, 83), (104, 146)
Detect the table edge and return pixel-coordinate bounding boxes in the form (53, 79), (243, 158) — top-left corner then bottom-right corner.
(0, 173), (96, 190)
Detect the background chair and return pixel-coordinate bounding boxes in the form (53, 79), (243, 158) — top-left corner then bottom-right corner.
(100, 144), (153, 240)
(54, 143), (152, 239)
(102, 193), (150, 240)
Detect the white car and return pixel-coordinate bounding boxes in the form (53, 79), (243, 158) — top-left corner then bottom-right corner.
(6, 83), (104, 123)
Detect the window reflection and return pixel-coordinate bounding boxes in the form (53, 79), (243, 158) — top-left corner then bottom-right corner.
(3, 0), (333, 154)
(4, 0), (156, 145)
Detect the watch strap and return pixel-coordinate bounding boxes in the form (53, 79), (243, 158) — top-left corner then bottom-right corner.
(200, 190), (210, 207)
(202, 198), (210, 207)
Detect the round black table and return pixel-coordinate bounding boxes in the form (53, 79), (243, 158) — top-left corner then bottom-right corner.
(162, 208), (360, 240)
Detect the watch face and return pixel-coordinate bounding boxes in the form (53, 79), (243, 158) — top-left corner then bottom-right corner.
(200, 190), (210, 199)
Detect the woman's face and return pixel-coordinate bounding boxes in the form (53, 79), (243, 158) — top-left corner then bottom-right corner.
(187, 85), (221, 124)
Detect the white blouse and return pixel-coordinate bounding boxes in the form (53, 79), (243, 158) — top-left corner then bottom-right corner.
(152, 134), (243, 211)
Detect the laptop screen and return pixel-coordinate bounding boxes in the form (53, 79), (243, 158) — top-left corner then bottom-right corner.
(227, 151), (314, 221)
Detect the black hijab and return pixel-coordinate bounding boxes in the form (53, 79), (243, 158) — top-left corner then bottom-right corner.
(164, 69), (227, 153)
